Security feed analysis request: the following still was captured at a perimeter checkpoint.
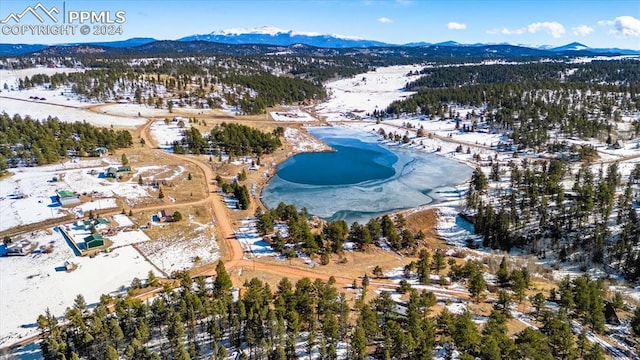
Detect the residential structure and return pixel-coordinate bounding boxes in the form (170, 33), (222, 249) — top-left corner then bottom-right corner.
(57, 190), (81, 206)
(83, 233), (105, 249)
(158, 209), (175, 222)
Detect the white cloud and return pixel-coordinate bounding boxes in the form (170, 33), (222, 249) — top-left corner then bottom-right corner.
(377, 17), (393, 23)
(488, 21), (565, 38)
(599, 16), (640, 37)
(447, 22), (467, 30)
(501, 27), (526, 35)
(526, 22), (566, 38)
(572, 25), (593, 36)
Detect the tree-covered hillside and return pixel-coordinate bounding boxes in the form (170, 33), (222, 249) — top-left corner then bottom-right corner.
(0, 113), (132, 171)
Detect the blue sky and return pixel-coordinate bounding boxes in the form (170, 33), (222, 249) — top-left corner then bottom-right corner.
(1, 0), (639, 49)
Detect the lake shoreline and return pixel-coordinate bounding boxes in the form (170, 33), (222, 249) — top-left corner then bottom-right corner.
(261, 124), (473, 225)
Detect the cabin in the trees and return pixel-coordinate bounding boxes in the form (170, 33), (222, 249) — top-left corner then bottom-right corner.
(90, 147), (108, 157)
(57, 190), (81, 206)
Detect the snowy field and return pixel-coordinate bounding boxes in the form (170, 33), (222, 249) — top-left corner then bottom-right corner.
(71, 198), (118, 217)
(315, 64), (423, 121)
(0, 159), (153, 232)
(270, 107), (316, 122)
(96, 103), (169, 117)
(0, 229), (157, 347)
(0, 67), (85, 92)
(136, 221), (219, 274)
(0, 97), (145, 128)
(0, 86), (91, 108)
(150, 120), (187, 151)
(109, 229), (151, 247)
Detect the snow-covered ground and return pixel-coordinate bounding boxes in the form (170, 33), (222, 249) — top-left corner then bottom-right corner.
(136, 221), (219, 274)
(235, 218), (280, 258)
(284, 127), (328, 153)
(0, 229), (157, 347)
(95, 103), (169, 117)
(0, 67), (85, 91)
(150, 120), (187, 151)
(109, 230), (151, 247)
(0, 86), (90, 108)
(0, 160), (152, 232)
(435, 203), (481, 248)
(0, 97), (145, 128)
(71, 198), (118, 217)
(270, 107), (316, 122)
(315, 64), (423, 121)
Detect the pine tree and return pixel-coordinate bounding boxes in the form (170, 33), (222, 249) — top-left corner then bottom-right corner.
(213, 261), (232, 296)
(497, 257), (510, 288)
(468, 268), (486, 303)
(350, 326), (367, 360)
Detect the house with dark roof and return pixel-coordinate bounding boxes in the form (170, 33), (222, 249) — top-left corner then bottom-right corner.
(105, 167), (118, 178)
(158, 209), (175, 222)
(84, 233), (104, 249)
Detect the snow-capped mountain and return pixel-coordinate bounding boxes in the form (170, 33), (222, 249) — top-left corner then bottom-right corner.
(178, 26), (389, 48)
(550, 42), (589, 52)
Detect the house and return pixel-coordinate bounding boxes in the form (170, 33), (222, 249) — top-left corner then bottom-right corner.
(105, 167), (118, 178)
(5, 239), (38, 256)
(57, 190), (81, 206)
(90, 147), (108, 157)
(82, 218), (110, 232)
(117, 166), (131, 173)
(158, 209), (175, 222)
(84, 233), (105, 249)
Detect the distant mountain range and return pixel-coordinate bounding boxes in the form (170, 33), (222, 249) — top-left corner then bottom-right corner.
(1, 27), (639, 56)
(178, 26), (389, 48)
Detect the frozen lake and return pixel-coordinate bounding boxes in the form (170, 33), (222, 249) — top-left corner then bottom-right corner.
(262, 127), (473, 224)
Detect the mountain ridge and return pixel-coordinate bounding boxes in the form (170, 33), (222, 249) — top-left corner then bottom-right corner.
(1, 26), (639, 56)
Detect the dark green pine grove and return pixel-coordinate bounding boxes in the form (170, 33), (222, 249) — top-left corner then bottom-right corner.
(172, 123), (282, 157)
(0, 113), (133, 172)
(463, 158), (640, 281)
(36, 266), (622, 360)
(386, 61), (639, 150)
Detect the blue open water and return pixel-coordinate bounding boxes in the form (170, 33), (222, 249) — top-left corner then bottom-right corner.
(262, 127), (472, 224)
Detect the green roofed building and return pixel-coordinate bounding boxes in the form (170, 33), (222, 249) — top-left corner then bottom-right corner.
(105, 167), (118, 178)
(57, 190), (80, 206)
(84, 233), (104, 249)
